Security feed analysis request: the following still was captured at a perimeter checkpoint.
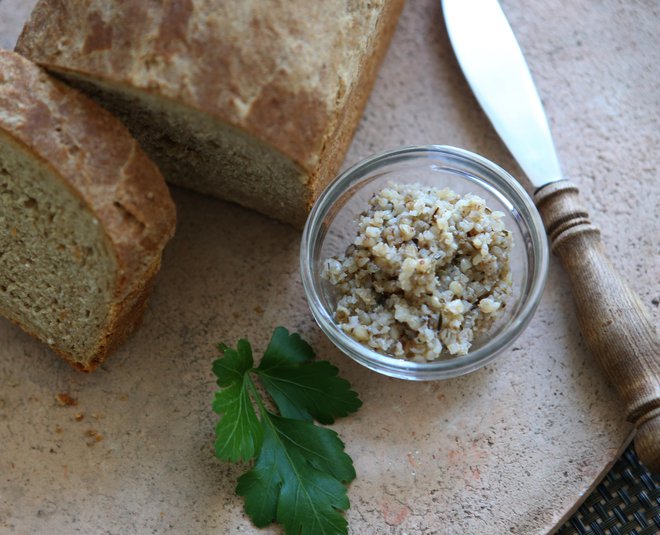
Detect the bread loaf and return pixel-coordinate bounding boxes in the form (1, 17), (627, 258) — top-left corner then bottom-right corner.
(16, 0), (404, 227)
(0, 50), (176, 371)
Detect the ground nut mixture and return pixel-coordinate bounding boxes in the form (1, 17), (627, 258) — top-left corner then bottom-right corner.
(322, 183), (513, 361)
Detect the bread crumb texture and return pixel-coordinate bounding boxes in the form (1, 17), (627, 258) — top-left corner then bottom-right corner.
(0, 50), (175, 370)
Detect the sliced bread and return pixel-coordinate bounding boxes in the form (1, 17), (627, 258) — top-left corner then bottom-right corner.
(15, 0), (404, 227)
(0, 50), (176, 371)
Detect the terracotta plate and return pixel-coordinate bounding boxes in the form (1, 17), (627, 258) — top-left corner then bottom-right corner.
(2, 1), (656, 533)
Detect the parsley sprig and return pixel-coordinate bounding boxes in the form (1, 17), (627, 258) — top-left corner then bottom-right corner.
(212, 327), (362, 534)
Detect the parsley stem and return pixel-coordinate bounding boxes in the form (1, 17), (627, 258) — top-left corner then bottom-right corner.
(246, 371), (270, 420)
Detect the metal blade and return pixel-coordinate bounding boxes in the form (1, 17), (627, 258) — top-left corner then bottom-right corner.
(442, 0), (563, 188)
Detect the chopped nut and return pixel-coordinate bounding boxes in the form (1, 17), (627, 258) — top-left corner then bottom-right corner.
(449, 281), (464, 297)
(365, 226), (380, 238)
(322, 183), (512, 360)
(479, 297), (501, 314)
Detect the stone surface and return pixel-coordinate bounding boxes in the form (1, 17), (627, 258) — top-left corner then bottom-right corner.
(0, 1), (657, 534)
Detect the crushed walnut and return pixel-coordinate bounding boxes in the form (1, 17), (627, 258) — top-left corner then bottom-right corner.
(322, 183), (512, 361)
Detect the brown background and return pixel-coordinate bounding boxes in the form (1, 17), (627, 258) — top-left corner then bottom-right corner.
(0, 1), (658, 533)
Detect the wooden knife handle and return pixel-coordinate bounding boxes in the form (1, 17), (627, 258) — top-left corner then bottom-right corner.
(534, 180), (660, 473)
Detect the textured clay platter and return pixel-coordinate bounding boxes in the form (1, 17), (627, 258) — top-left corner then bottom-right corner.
(1, 1), (657, 533)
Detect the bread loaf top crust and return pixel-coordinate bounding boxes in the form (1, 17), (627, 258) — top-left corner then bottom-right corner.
(0, 50), (176, 295)
(16, 0), (397, 175)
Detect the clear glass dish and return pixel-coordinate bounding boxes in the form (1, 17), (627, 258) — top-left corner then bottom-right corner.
(300, 145), (548, 380)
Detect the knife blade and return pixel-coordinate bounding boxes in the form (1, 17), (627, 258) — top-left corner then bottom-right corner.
(442, 0), (660, 472)
(442, 0), (562, 188)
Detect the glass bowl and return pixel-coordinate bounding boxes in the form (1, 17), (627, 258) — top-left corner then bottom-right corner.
(300, 145), (548, 380)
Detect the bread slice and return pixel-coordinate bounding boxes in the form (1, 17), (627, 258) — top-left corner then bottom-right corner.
(15, 0), (404, 227)
(0, 50), (176, 371)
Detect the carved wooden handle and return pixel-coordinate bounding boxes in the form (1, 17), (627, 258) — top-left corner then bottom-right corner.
(534, 180), (660, 473)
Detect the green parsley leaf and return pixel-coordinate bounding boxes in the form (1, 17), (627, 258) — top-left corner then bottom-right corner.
(258, 360), (362, 424)
(213, 339), (254, 387)
(237, 413), (354, 534)
(212, 327), (362, 535)
(257, 327), (362, 424)
(261, 326), (315, 365)
(212, 339), (262, 462)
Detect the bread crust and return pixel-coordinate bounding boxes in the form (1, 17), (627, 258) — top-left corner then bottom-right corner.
(0, 50), (176, 371)
(16, 0), (404, 223)
(307, 0), (405, 208)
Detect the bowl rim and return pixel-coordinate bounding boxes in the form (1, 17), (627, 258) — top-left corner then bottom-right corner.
(300, 144), (549, 380)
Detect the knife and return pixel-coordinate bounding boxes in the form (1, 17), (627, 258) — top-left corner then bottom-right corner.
(442, 0), (659, 471)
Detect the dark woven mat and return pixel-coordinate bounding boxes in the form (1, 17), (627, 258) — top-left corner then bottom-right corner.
(559, 445), (659, 535)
